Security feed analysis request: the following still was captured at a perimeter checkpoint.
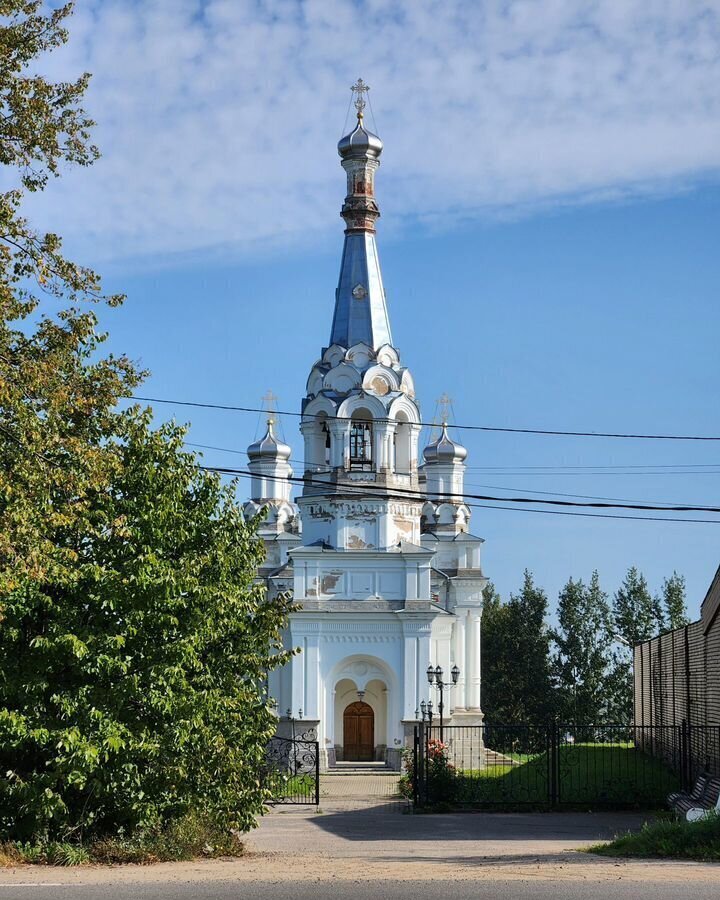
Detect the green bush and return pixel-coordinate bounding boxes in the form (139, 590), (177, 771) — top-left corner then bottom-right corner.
(0, 417), (295, 843)
(402, 739), (460, 804)
(587, 812), (720, 861)
(2, 811), (243, 866)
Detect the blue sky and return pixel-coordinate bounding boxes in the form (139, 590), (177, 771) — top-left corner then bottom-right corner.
(27, 1), (720, 618)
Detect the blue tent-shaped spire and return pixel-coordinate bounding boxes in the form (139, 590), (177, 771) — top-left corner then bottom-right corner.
(329, 89), (393, 350)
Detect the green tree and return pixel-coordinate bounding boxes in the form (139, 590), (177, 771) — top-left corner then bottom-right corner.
(0, 2), (294, 842)
(661, 572), (688, 629)
(612, 567), (661, 646)
(551, 572), (612, 723)
(608, 567), (661, 723)
(481, 572), (553, 723)
(480, 581), (510, 720)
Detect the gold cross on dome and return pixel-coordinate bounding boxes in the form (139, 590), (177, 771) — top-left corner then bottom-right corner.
(261, 389), (278, 411)
(438, 393), (453, 427)
(351, 78), (370, 120)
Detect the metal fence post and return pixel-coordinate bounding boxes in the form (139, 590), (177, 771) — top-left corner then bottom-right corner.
(424, 722), (430, 806)
(680, 719), (689, 790)
(549, 720), (559, 809)
(417, 722), (425, 808)
(314, 740), (320, 806)
(413, 725), (420, 808)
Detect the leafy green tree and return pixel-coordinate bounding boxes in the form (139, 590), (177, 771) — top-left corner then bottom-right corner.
(480, 581), (510, 720)
(612, 567), (659, 647)
(1, 411), (295, 841)
(0, 1), (294, 842)
(481, 572), (554, 723)
(607, 567), (662, 723)
(0, 1), (124, 601)
(551, 572), (612, 723)
(661, 572), (688, 629)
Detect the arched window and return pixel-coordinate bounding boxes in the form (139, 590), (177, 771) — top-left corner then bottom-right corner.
(349, 414), (373, 470)
(322, 421), (331, 465)
(394, 413), (411, 475)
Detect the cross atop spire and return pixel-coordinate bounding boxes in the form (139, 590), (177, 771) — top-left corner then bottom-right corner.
(351, 78), (370, 122)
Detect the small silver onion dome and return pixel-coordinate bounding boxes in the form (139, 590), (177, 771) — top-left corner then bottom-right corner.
(423, 423), (468, 464)
(338, 120), (383, 159)
(248, 418), (291, 461)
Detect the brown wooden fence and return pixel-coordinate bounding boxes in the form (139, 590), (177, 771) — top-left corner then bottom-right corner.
(634, 565), (720, 779)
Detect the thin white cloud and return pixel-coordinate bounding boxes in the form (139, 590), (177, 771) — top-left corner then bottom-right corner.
(19, 0), (720, 264)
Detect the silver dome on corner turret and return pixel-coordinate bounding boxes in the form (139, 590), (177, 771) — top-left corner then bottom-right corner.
(338, 77), (383, 160)
(248, 418), (292, 462)
(338, 120), (383, 159)
(423, 423), (468, 464)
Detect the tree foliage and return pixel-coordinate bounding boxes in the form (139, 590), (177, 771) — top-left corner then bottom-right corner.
(483, 567), (689, 727)
(612, 566), (660, 647)
(552, 572), (612, 723)
(0, 1), (294, 842)
(607, 567), (666, 723)
(661, 572), (688, 630)
(481, 573), (554, 723)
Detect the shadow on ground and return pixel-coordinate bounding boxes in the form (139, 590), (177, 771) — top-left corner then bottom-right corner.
(308, 803), (651, 844)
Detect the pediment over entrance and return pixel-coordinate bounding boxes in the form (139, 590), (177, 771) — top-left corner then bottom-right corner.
(336, 659), (386, 689)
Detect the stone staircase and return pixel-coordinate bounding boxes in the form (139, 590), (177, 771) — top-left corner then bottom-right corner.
(328, 761), (402, 775)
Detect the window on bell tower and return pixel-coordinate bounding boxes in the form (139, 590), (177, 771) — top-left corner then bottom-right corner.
(349, 414), (373, 470)
(322, 421), (331, 466)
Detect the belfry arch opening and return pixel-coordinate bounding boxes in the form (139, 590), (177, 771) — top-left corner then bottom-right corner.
(305, 412), (330, 471)
(349, 410), (373, 471)
(394, 412), (411, 475)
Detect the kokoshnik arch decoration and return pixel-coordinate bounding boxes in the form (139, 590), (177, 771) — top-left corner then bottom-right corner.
(243, 80), (488, 770)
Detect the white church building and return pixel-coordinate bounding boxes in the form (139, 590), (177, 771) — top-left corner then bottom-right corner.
(244, 85), (488, 770)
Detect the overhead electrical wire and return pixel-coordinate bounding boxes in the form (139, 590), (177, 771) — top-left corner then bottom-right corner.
(185, 442), (720, 475)
(130, 395), (720, 442)
(183, 441), (717, 509)
(203, 465), (720, 518)
(209, 467), (720, 525)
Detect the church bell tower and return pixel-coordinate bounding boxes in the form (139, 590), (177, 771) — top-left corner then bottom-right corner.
(248, 81), (488, 768)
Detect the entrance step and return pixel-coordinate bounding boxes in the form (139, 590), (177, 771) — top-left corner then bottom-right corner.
(328, 762), (401, 775)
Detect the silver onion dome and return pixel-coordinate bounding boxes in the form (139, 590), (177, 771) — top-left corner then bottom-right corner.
(248, 418), (292, 461)
(338, 120), (383, 159)
(423, 423), (468, 464)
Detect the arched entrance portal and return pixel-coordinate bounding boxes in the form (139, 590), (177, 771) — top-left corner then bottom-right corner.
(343, 701), (374, 761)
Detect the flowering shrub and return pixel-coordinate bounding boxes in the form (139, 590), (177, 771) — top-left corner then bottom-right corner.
(398, 738), (458, 802)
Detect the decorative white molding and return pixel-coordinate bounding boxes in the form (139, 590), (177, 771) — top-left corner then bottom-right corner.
(322, 634), (402, 643)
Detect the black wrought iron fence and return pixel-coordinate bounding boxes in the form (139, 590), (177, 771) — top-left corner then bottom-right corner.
(412, 722), (718, 810)
(263, 735), (320, 805)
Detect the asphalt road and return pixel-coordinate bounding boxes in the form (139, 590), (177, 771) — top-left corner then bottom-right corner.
(1, 880), (719, 900)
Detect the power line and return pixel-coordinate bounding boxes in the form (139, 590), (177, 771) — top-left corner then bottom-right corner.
(464, 463), (720, 470)
(184, 441), (718, 509)
(216, 467), (720, 525)
(185, 443), (720, 475)
(130, 395), (720, 442)
(207, 465), (720, 515)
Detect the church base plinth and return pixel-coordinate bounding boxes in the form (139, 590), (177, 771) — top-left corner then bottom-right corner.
(446, 710), (485, 769)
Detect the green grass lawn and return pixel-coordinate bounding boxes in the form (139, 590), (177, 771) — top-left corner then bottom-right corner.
(265, 771), (317, 801)
(585, 813), (720, 861)
(431, 743), (679, 808)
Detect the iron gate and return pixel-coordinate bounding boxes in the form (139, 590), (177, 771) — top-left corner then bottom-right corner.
(264, 734), (320, 805)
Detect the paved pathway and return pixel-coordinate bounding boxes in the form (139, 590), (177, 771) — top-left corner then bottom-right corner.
(320, 771), (402, 802)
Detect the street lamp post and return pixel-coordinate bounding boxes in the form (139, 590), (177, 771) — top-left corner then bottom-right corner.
(426, 664), (460, 743)
(420, 699), (434, 726)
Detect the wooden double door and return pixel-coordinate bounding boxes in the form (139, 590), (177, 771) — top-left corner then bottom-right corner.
(343, 701), (374, 761)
